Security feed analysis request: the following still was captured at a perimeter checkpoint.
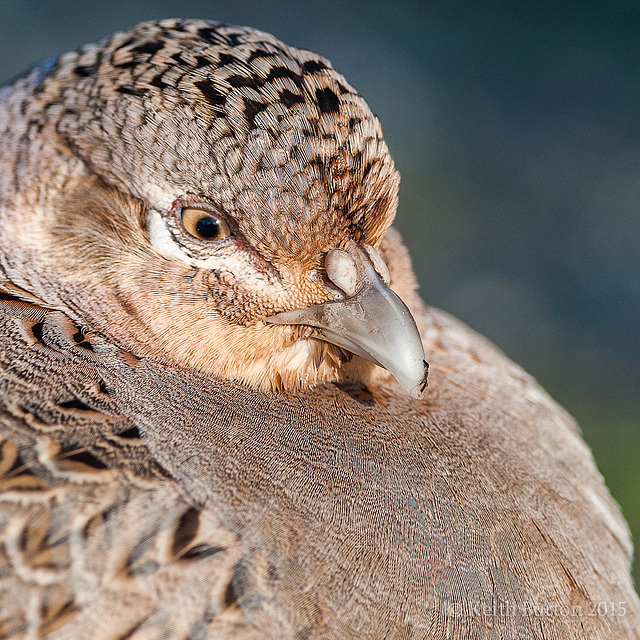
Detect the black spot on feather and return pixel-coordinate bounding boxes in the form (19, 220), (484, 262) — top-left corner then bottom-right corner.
(195, 79), (226, 108)
(315, 88), (340, 114)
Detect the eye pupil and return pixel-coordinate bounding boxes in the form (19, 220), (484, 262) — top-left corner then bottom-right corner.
(180, 206), (231, 241)
(195, 215), (220, 239)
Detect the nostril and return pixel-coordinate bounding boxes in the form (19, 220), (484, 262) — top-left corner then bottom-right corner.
(325, 249), (359, 297)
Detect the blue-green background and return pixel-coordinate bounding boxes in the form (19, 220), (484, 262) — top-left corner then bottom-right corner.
(2, 0), (639, 589)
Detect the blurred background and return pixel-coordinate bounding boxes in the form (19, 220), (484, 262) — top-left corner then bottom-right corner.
(2, 0), (639, 588)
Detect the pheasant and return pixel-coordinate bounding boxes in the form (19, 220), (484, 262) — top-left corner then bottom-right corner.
(0, 19), (638, 639)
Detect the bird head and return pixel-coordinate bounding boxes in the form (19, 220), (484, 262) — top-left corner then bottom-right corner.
(0, 19), (428, 397)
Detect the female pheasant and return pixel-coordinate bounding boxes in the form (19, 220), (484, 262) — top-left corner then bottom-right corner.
(0, 19), (638, 639)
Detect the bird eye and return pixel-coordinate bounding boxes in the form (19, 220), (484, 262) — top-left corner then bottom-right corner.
(181, 207), (231, 242)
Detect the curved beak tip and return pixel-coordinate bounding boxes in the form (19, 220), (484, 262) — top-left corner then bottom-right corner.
(409, 360), (429, 400)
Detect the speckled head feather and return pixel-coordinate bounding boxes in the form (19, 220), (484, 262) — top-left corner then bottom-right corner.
(50, 19), (399, 264)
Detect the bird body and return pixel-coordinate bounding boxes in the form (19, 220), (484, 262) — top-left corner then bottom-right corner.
(0, 19), (638, 639)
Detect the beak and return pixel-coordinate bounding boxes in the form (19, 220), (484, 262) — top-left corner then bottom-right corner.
(266, 242), (429, 399)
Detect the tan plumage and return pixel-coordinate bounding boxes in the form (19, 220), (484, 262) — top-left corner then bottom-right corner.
(0, 19), (638, 639)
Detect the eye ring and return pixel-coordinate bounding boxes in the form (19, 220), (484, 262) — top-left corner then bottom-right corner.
(180, 207), (231, 242)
